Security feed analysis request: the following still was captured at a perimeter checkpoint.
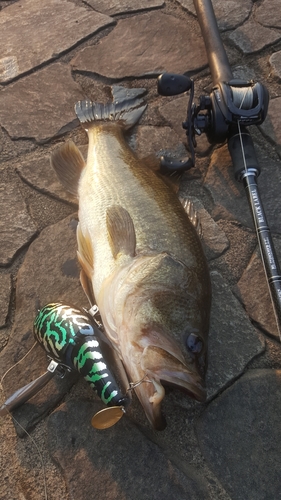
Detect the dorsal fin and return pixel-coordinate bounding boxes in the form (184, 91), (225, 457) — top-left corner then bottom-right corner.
(179, 197), (202, 237)
(106, 206), (136, 259)
(50, 141), (85, 196)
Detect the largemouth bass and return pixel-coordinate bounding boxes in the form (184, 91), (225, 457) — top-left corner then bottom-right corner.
(51, 87), (211, 429)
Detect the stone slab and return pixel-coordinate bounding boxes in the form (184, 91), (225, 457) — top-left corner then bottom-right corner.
(177, 0), (252, 31)
(0, 215), (87, 434)
(0, 63), (85, 143)
(228, 18), (281, 54)
(206, 271), (264, 399)
(260, 97), (281, 158)
(0, 0), (114, 83)
(0, 170), (37, 266)
(204, 143), (281, 233)
(134, 125), (187, 158)
(158, 95), (212, 157)
(0, 274), (11, 329)
(237, 236), (281, 340)
(196, 369), (281, 500)
(48, 399), (212, 500)
(86, 0), (164, 16)
(269, 51), (281, 80)
(255, 0), (281, 29)
(181, 197), (230, 261)
(71, 12), (207, 78)
(16, 147), (85, 205)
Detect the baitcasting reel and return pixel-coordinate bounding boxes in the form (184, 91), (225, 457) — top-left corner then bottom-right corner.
(157, 72), (269, 174)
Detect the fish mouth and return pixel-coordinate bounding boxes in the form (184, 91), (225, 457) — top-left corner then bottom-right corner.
(127, 345), (206, 430)
(141, 345), (206, 402)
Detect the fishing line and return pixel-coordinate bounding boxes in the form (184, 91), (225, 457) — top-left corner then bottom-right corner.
(10, 412), (48, 500)
(127, 375), (153, 391)
(1, 341), (48, 500)
(0, 341), (37, 384)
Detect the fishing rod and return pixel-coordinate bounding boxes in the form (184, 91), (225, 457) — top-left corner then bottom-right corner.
(157, 0), (281, 338)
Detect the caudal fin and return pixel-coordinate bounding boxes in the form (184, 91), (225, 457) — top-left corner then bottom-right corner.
(75, 85), (147, 130)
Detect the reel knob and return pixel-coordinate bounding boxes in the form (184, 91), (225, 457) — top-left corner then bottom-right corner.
(157, 73), (192, 96)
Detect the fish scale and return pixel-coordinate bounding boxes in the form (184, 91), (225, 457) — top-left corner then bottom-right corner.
(80, 125), (205, 300)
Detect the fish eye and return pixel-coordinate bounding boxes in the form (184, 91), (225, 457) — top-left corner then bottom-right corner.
(186, 333), (203, 354)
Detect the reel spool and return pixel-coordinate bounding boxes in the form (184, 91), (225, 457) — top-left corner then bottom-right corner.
(34, 303), (131, 428)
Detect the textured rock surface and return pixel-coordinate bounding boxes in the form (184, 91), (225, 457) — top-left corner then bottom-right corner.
(237, 237), (281, 340)
(197, 370), (281, 500)
(1, 1), (281, 499)
(255, 0), (281, 29)
(0, 64), (85, 142)
(86, 0), (164, 16)
(177, 0), (253, 31)
(204, 143), (281, 233)
(261, 97), (281, 157)
(158, 95), (212, 156)
(269, 51), (281, 79)
(0, 0), (114, 83)
(135, 125), (187, 158)
(0, 170), (37, 265)
(228, 18), (281, 54)
(71, 12), (207, 78)
(0, 274), (11, 329)
(0, 215), (86, 433)
(48, 400), (212, 500)
(206, 271), (265, 399)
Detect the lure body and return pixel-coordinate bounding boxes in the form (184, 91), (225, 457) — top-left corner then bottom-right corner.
(34, 303), (130, 408)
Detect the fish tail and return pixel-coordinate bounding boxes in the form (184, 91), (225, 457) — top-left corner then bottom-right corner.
(75, 85), (147, 130)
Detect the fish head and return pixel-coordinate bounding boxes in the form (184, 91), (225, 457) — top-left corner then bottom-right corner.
(101, 252), (211, 430)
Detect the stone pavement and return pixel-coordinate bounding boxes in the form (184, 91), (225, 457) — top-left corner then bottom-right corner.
(0, 0), (281, 499)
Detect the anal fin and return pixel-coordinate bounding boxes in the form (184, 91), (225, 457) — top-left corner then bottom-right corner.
(80, 268), (95, 306)
(77, 223), (94, 278)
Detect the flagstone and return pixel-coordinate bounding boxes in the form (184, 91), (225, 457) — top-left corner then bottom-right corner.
(269, 51), (281, 79)
(177, 0), (252, 31)
(228, 18), (281, 54)
(260, 97), (281, 158)
(0, 0), (114, 83)
(71, 12), (207, 78)
(197, 369), (281, 500)
(206, 271), (264, 399)
(0, 214), (87, 434)
(0, 63), (84, 143)
(237, 237), (281, 340)
(0, 171), (37, 266)
(86, 0), (164, 16)
(0, 274), (11, 330)
(255, 0), (281, 29)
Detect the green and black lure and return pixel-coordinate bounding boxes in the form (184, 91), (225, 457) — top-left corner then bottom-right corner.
(34, 303), (130, 427)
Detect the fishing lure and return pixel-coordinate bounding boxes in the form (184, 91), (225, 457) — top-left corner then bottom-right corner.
(0, 303), (131, 429)
(33, 303), (131, 427)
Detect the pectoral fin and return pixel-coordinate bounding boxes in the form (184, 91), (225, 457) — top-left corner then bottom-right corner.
(106, 206), (136, 259)
(50, 141), (85, 196)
